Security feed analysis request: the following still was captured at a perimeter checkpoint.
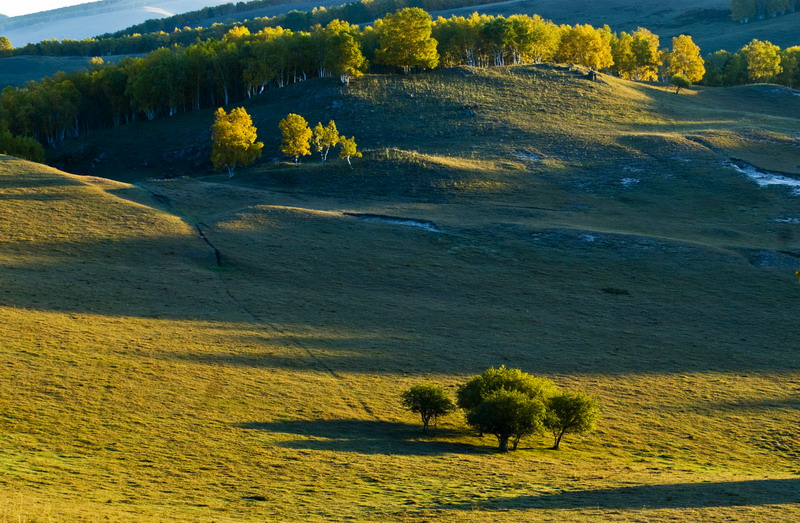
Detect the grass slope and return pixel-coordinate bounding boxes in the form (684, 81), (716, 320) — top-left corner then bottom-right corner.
(3, 67), (800, 520)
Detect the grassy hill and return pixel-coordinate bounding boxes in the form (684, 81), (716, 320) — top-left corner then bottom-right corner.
(3, 66), (800, 520)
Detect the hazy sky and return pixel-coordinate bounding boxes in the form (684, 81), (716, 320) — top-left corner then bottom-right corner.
(1, 1), (93, 17)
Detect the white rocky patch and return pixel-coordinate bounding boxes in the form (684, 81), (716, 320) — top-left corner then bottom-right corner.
(728, 161), (800, 195)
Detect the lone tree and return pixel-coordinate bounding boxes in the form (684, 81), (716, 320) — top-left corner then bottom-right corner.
(670, 74), (692, 94)
(466, 389), (546, 451)
(544, 392), (600, 450)
(279, 113), (312, 166)
(338, 135), (362, 168)
(312, 120), (340, 162)
(401, 383), (455, 432)
(211, 107), (263, 177)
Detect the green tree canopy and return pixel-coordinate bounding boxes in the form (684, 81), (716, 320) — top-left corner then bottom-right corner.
(671, 74), (692, 94)
(279, 113), (312, 165)
(544, 392), (600, 449)
(668, 35), (705, 82)
(456, 365), (559, 412)
(211, 106), (264, 177)
(376, 8), (439, 73)
(466, 389), (546, 451)
(742, 39), (783, 82)
(401, 383), (455, 432)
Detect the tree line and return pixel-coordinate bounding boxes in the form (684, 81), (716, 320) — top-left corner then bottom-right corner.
(401, 366), (600, 452)
(702, 39), (799, 87)
(8, 0), (487, 58)
(0, 8), (798, 159)
(730, 0), (800, 23)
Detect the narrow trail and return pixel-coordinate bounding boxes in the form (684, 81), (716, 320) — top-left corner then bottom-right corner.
(144, 188), (377, 420)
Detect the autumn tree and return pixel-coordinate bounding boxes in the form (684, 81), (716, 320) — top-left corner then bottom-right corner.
(211, 107), (264, 177)
(279, 113), (312, 166)
(742, 39), (783, 82)
(339, 135), (361, 168)
(401, 383), (455, 432)
(544, 392), (600, 449)
(376, 7), (439, 73)
(326, 31), (368, 85)
(667, 35), (705, 83)
(312, 120), (340, 162)
(777, 46), (800, 87)
(556, 24), (613, 71)
(0, 37), (11, 57)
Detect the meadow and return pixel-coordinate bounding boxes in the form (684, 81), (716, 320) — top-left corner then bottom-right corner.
(1, 65), (799, 520)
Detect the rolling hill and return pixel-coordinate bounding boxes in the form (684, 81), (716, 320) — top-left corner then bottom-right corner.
(2, 66), (799, 520)
(0, 0), (253, 47)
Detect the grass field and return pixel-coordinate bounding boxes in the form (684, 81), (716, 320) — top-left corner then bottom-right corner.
(2, 66), (800, 520)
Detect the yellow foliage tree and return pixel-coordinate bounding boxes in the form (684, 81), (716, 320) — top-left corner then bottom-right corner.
(279, 113), (312, 166)
(668, 35), (705, 83)
(211, 107), (263, 178)
(339, 135), (362, 168)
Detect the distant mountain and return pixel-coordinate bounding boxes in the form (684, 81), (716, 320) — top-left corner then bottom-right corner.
(0, 0), (233, 47)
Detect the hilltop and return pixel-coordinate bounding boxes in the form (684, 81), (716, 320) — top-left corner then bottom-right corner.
(2, 66), (800, 520)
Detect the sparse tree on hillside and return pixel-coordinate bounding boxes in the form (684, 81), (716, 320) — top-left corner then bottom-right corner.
(731, 0), (757, 22)
(0, 37), (12, 57)
(671, 74), (692, 94)
(338, 135), (361, 168)
(211, 107), (264, 177)
(668, 35), (705, 83)
(742, 39), (783, 82)
(376, 7), (439, 73)
(279, 113), (312, 166)
(401, 383), (455, 432)
(544, 391), (600, 449)
(466, 389), (546, 451)
(312, 120), (340, 162)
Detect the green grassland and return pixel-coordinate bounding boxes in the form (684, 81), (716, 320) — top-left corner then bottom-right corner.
(2, 66), (800, 520)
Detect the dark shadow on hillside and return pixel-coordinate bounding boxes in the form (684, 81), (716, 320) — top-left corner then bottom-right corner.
(238, 419), (487, 456)
(706, 396), (800, 411)
(433, 479), (800, 511)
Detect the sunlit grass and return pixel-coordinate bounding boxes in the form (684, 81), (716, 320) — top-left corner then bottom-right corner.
(3, 66), (800, 520)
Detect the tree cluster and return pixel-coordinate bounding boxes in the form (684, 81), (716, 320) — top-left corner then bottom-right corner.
(730, 0), (800, 23)
(702, 39), (799, 87)
(401, 366), (600, 452)
(279, 113), (361, 167)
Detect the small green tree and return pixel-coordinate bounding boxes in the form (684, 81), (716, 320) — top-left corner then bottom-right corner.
(211, 107), (264, 177)
(670, 74), (692, 94)
(338, 135), (361, 168)
(312, 120), (341, 162)
(401, 383), (455, 432)
(279, 113), (313, 166)
(466, 389), (546, 451)
(742, 39), (783, 82)
(544, 392), (600, 450)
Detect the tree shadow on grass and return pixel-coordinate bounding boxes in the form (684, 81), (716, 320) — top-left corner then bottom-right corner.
(434, 479), (800, 511)
(237, 419), (490, 456)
